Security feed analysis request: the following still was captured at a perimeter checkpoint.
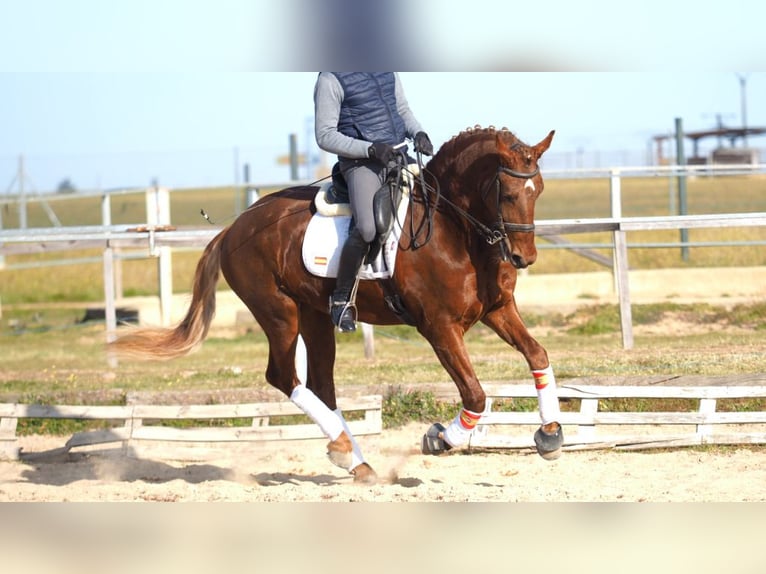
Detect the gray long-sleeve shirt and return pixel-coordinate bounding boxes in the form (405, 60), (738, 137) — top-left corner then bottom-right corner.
(313, 72), (424, 159)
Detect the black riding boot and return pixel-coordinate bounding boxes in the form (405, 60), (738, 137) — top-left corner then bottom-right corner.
(330, 227), (369, 332)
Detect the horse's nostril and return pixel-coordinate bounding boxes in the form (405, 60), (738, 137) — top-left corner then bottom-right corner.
(511, 254), (528, 269)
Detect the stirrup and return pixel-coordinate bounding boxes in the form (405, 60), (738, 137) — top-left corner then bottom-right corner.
(330, 297), (357, 333)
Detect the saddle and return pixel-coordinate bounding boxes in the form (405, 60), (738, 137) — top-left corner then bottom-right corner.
(302, 162), (417, 324)
(314, 163), (352, 217)
(314, 161), (418, 218)
(303, 164), (412, 280)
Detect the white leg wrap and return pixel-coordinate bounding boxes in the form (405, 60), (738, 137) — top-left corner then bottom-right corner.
(290, 385), (344, 441)
(442, 408), (482, 448)
(334, 409), (366, 470)
(532, 365), (561, 425)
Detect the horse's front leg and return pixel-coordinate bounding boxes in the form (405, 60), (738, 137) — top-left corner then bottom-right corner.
(482, 299), (564, 460)
(420, 325), (488, 453)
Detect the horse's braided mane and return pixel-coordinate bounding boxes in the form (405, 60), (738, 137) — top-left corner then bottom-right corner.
(452, 124), (519, 146)
(454, 124), (513, 140)
(428, 125), (523, 172)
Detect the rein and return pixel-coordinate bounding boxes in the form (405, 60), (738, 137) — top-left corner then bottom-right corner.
(393, 150), (539, 260)
(432, 165), (538, 247)
(389, 151), (440, 250)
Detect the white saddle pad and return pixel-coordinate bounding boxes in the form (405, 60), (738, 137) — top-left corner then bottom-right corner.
(302, 193), (409, 280)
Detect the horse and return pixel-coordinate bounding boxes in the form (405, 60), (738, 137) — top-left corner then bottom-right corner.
(109, 126), (564, 485)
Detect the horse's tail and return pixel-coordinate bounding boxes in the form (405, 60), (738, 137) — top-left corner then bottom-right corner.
(108, 227), (228, 361)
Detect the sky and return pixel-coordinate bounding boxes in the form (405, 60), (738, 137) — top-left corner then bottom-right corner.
(1, 1), (765, 193)
(2, 72), (764, 193)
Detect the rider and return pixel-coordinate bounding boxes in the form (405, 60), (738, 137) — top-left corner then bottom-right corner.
(314, 72), (433, 332)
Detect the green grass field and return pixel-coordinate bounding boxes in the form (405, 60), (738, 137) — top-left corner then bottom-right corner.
(2, 173), (765, 304)
(2, 173), (766, 430)
(2, 303), (766, 433)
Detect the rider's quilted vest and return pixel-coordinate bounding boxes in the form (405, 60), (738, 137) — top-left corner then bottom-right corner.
(331, 72), (407, 146)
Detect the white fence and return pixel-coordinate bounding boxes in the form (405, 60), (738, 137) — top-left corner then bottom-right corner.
(2, 212), (764, 352)
(0, 395), (383, 461)
(4, 378), (766, 460)
(470, 380), (766, 451)
(537, 212), (766, 348)
(2, 169), (766, 351)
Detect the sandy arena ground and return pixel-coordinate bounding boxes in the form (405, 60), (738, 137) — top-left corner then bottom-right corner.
(2, 422), (765, 502)
(3, 269), (764, 502)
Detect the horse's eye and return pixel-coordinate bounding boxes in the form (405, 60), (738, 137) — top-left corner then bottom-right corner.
(501, 194), (517, 204)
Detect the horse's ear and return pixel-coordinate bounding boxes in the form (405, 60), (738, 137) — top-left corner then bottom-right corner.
(533, 130), (555, 157)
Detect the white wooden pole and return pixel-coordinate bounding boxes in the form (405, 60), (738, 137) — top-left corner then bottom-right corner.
(362, 322), (375, 359)
(157, 187), (172, 327)
(103, 245), (117, 342)
(610, 169), (634, 350)
(102, 193), (118, 367)
(146, 186), (173, 326)
(102, 191), (123, 300)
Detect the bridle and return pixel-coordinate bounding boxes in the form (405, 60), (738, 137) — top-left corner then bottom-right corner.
(488, 165), (539, 235)
(398, 151), (540, 260)
(439, 163), (538, 245)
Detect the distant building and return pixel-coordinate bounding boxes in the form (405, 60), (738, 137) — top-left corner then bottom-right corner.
(653, 127), (766, 166)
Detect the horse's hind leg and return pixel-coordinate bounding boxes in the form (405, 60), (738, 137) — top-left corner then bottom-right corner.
(237, 291), (344, 456)
(300, 305), (377, 484)
(246, 292), (375, 482)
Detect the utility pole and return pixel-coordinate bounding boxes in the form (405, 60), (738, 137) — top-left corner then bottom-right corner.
(18, 155), (27, 229)
(736, 73), (749, 146)
(288, 133), (299, 181)
(7, 155), (60, 228)
(675, 118), (689, 262)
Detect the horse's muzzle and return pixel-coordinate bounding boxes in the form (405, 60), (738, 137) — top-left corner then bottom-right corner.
(509, 245), (537, 269)
(510, 253), (530, 269)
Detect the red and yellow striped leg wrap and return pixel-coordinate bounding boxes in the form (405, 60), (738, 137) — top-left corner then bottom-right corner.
(532, 365), (561, 425)
(442, 408), (482, 447)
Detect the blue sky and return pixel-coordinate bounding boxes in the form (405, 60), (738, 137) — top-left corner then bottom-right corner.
(2, 73), (764, 192)
(1, 1), (765, 192)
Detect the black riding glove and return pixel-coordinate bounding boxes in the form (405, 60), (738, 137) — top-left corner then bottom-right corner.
(368, 142), (396, 166)
(414, 131), (433, 156)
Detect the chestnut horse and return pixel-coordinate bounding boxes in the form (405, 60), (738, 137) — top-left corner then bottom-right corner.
(110, 126), (564, 484)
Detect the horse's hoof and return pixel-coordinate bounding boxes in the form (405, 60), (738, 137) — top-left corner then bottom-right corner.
(326, 433), (353, 469)
(534, 423), (564, 461)
(421, 423), (452, 455)
(351, 463), (378, 485)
